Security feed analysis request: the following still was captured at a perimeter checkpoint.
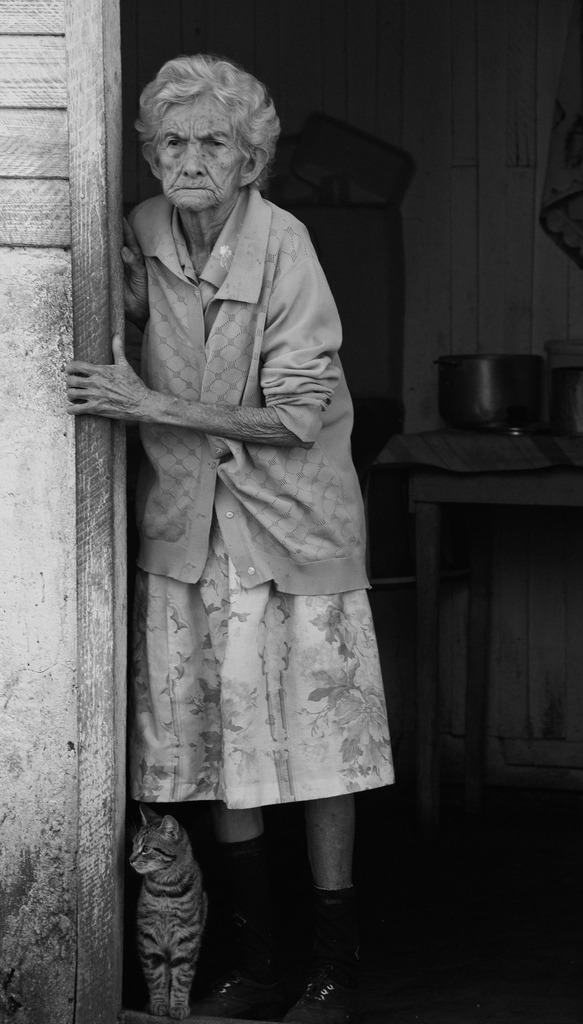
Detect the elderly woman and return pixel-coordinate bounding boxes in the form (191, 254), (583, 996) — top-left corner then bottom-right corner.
(66, 55), (394, 1023)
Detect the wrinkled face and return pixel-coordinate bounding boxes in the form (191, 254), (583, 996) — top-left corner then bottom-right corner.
(145, 94), (259, 215)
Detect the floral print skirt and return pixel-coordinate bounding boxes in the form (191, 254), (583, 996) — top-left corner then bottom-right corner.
(129, 524), (394, 809)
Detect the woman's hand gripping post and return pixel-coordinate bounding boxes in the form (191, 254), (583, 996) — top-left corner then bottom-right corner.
(122, 217), (149, 330)
(66, 333), (154, 422)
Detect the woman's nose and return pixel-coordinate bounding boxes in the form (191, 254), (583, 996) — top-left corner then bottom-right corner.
(182, 142), (205, 176)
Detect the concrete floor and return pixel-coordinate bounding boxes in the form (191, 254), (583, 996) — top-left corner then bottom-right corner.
(124, 787), (583, 1023)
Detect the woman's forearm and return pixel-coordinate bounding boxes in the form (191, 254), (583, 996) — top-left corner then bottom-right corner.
(65, 335), (310, 446)
(146, 390), (310, 448)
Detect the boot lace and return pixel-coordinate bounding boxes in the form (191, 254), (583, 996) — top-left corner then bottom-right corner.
(304, 967), (338, 1002)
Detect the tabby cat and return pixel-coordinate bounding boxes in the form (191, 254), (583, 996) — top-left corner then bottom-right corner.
(130, 804), (208, 1019)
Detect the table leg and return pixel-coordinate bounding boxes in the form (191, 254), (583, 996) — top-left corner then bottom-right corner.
(464, 507), (493, 814)
(415, 501), (441, 833)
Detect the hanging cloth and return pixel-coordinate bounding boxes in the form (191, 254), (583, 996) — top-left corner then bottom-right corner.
(540, 0), (583, 266)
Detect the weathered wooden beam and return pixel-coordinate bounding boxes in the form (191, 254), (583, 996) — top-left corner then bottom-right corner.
(0, 179), (70, 245)
(0, 0), (65, 34)
(0, 36), (66, 107)
(0, 110), (68, 178)
(65, 0), (126, 1021)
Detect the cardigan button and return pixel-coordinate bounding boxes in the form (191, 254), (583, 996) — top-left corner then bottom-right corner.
(226, 511), (234, 519)
(247, 567), (256, 575)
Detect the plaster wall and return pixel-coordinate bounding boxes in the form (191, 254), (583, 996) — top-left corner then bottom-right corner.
(0, 247), (77, 1023)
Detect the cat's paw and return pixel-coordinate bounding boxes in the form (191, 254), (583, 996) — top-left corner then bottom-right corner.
(168, 1005), (190, 1020)
(148, 1001), (170, 1017)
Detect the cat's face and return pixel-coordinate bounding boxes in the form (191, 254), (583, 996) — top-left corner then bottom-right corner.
(130, 809), (182, 876)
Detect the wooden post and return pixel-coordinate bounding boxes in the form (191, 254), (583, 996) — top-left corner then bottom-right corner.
(415, 500), (442, 835)
(464, 507), (493, 814)
(65, 1), (126, 1021)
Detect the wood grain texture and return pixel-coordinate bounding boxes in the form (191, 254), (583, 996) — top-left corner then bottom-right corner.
(135, 0), (182, 202)
(450, 0), (477, 167)
(528, 510), (567, 740)
(0, 178), (70, 245)
(532, 0), (571, 352)
(476, 0), (507, 351)
(375, 0), (404, 143)
(504, 166), (535, 351)
(491, 509), (529, 739)
(251, 0), (282, 112)
(567, 258), (583, 341)
(0, 0), (64, 33)
(0, 35), (66, 107)
(506, 0), (536, 168)
(345, 0), (378, 135)
(401, 0), (452, 428)
(319, 0), (348, 122)
(180, 0), (208, 53)
(205, 0), (255, 71)
(450, 165), (478, 351)
(65, 0), (126, 1020)
(0, 109), (68, 177)
(120, 0), (139, 208)
(278, 0), (322, 133)
(464, 508), (493, 812)
(415, 501), (442, 833)
(439, 579), (468, 738)
(565, 510), (583, 741)
(504, 738), (583, 769)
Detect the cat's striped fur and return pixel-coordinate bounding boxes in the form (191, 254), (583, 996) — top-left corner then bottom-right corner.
(130, 804), (208, 1019)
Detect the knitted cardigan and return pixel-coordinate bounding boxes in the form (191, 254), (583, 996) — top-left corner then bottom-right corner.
(131, 187), (369, 595)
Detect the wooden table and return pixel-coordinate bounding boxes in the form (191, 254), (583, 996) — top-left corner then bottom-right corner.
(376, 430), (583, 833)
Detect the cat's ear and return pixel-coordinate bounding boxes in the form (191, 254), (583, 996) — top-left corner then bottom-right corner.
(160, 815), (180, 840)
(139, 803), (158, 826)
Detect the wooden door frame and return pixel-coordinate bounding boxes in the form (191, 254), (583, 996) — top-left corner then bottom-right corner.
(65, 1), (127, 1021)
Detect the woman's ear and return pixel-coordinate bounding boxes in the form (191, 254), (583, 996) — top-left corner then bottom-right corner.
(142, 142), (162, 180)
(239, 150), (267, 188)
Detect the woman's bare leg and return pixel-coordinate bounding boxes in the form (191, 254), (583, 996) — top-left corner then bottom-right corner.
(211, 802), (264, 842)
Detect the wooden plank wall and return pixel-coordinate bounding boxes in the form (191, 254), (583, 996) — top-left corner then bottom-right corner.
(119, 0), (583, 791)
(0, 2), (70, 246)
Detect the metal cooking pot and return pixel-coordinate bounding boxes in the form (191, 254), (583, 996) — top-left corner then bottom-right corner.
(436, 354), (543, 429)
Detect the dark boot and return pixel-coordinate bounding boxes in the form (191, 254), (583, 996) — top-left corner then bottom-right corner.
(282, 885), (359, 1024)
(190, 835), (288, 1019)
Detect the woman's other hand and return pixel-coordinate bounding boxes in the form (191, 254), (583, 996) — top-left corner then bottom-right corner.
(66, 333), (154, 421)
(122, 218), (149, 329)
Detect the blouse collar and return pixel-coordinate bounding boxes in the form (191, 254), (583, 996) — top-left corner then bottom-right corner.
(138, 187), (272, 304)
